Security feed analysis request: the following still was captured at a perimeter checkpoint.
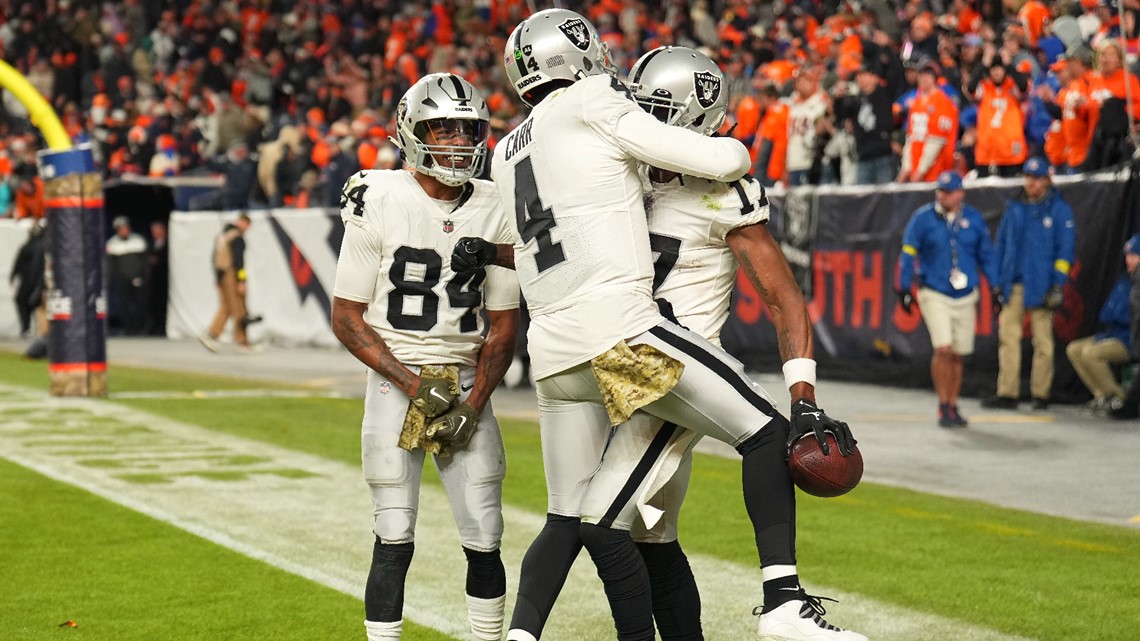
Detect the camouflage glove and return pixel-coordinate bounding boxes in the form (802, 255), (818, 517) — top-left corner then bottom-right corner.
(411, 377), (459, 419)
(426, 402), (479, 448)
(787, 399), (857, 458)
(451, 237), (496, 273)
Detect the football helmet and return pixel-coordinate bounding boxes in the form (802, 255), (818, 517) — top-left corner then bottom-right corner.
(503, 9), (617, 106)
(628, 46), (728, 136)
(392, 73), (490, 186)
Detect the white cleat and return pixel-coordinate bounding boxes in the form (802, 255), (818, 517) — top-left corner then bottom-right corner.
(756, 593), (869, 641)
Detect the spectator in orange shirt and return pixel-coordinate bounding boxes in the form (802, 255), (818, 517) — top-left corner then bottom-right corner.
(899, 60), (959, 183)
(752, 84), (789, 186)
(1056, 46), (1101, 173)
(13, 176), (45, 221)
(1018, 0), (1051, 47)
(970, 61), (1029, 177)
(1087, 39), (1140, 168)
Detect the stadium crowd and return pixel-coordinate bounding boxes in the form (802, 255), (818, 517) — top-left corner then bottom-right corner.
(0, 0), (1138, 216)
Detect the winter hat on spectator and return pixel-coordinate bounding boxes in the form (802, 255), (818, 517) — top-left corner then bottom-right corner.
(1124, 234), (1140, 256)
(1023, 157), (1050, 177)
(963, 33), (983, 48)
(917, 59), (941, 76)
(936, 171), (964, 192)
(1066, 45), (1094, 67)
(112, 216), (130, 229)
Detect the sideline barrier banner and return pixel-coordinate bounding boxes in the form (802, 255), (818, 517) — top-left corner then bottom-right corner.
(40, 145), (108, 397)
(723, 170), (1138, 400)
(167, 209), (344, 348)
(164, 169), (1137, 401)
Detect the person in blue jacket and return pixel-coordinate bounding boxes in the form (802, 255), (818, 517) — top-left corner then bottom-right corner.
(897, 170), (998, 427)
(983, 157), (1075, 410)
(1066, 253), (1133, 412)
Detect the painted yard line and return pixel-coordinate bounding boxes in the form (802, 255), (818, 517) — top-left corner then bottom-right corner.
(0, 385), (1036, 641)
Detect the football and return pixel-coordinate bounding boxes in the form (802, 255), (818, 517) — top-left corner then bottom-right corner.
(788, 434), (864, 497)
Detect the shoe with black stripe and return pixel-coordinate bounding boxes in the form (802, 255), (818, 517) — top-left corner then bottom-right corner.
(756, 590), (867, 641)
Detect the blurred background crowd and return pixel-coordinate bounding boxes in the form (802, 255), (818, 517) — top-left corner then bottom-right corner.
(0, 0), (1138, 218)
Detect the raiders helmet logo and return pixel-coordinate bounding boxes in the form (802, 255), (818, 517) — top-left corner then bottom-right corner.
(558, 18), (591, 51)
(693, 71), (722, 109)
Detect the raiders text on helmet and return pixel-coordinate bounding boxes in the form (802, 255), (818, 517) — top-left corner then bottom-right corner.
(628, 46), (729, 136)
(503, 9), (617, 107)
(392, 73), (491, 186)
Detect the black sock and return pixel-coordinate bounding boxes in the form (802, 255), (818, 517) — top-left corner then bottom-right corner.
(364, 539), (414, 622)
(761, 574), (802, 613)
(736, 415), (797, 569)
(637, 541), (703, 641)
(464, 547), (506, 599)
(579, 523), (655, 641)
(509, 514), (582, 638)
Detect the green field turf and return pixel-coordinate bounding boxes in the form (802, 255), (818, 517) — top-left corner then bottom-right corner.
(2, 351), (1138, 641)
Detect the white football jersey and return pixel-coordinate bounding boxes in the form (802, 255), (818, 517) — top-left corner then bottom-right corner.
(491, 74), (751, 379)
(333, 170), (519, 367)
(645, 172), (770, 346)
(785, 91), (829, 173)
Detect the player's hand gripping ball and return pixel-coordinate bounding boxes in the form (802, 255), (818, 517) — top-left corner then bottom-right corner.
(786, 399), (863, 497)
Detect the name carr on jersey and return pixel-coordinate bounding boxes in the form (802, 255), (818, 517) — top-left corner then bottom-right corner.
(504, 118), (535, 161)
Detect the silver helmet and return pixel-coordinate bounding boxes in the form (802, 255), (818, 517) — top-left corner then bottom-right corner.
(392, 73), (490, 186)
(503, 9), (617, 107)
(628, 46), (728, 136)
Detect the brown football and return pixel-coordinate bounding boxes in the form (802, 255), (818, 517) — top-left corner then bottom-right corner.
(788, 434), (863, 497)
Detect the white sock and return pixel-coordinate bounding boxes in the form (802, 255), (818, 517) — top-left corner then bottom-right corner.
(467, 594), (506, 641)
(507, 629), (538, 641)
(364, 619), (402, 641)
(762, 564), (798, 583)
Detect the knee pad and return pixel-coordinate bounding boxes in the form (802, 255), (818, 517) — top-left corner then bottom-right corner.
(374, 506), (416, 545)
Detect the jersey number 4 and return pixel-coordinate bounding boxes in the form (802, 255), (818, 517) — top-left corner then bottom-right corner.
(514, 156), (567, 273)
(387, 246), (485, 332)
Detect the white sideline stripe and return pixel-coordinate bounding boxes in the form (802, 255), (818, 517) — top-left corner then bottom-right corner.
(0, 385), (1036, 641)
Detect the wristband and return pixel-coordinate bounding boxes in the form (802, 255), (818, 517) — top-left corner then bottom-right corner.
(782, 358), (816, 390)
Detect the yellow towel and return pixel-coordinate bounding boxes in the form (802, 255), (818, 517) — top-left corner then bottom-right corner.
(399, 364), (459, 456)
(590, 342), (684, 426)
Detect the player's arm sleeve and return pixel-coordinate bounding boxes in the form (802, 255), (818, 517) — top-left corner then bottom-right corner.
(611, 109), (751, 181)
(333, 212), (383, 304)
(483, 266), (520, 311)
(484, 206), (520, 309)
(712, 174), (771, 242)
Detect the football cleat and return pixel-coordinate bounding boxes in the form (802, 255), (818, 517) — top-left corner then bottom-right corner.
(756, 591), (868, 641)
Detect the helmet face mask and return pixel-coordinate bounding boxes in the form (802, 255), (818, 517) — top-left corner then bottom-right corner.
(504, 9), (617, 107)
(394, 73), (490, 186)
(628, 47), (728, 136)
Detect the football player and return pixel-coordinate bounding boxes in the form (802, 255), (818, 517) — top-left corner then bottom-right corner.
(457, 45), (866, 641)
(579, 47), (869, 641)
(480, 10), (857, 641)
(330, 73), (520, 641)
